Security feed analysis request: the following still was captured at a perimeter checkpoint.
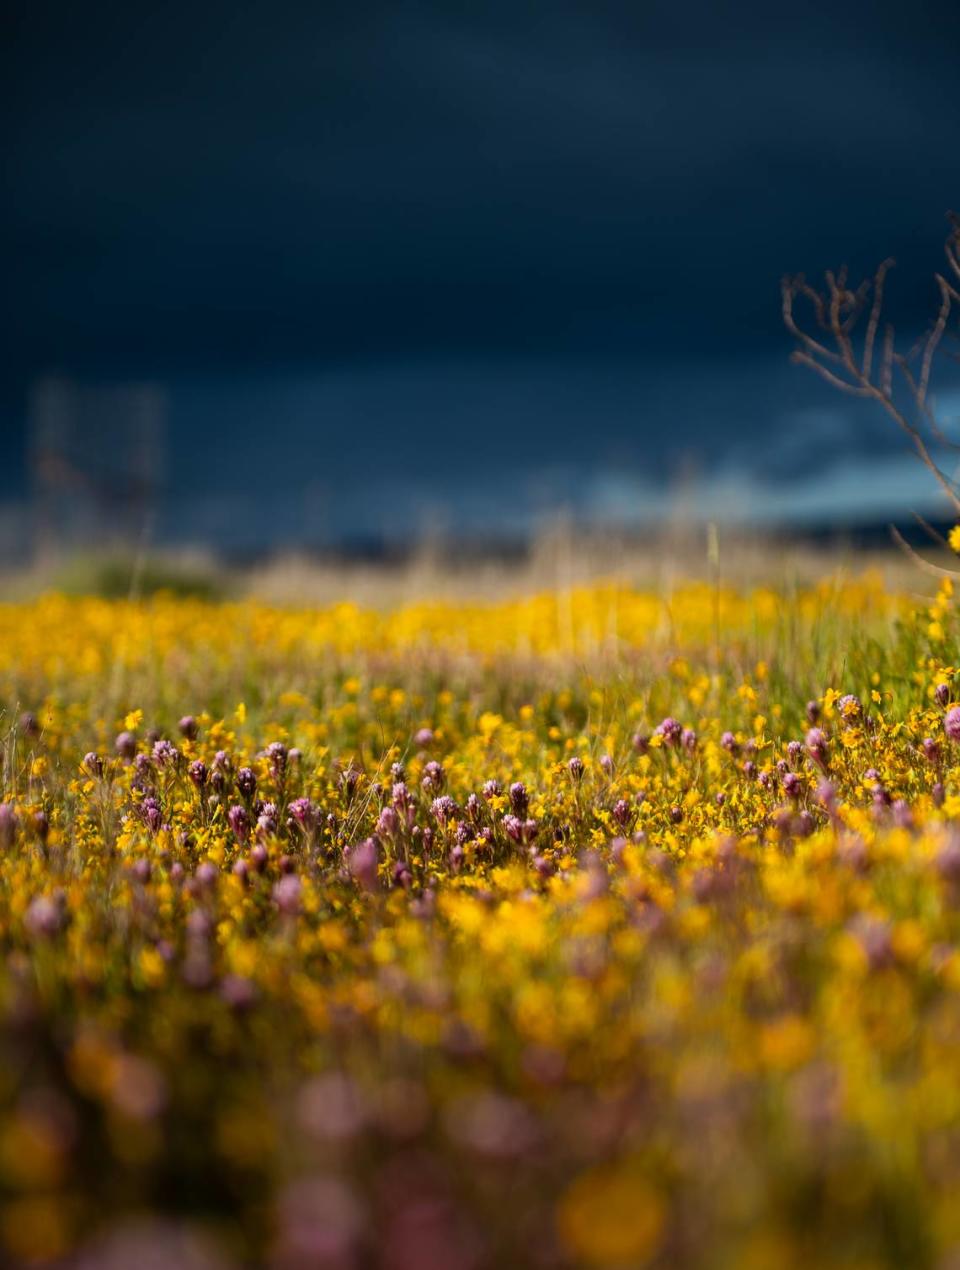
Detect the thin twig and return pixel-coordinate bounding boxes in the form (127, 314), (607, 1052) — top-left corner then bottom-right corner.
(889, 525), (960, 579)
(912, 511), (951, 550)
(863, 258), (894, 379)
(783, 215), (960, 522)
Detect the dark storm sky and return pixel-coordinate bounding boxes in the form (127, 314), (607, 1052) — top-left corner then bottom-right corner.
(3, 0), (960, 544)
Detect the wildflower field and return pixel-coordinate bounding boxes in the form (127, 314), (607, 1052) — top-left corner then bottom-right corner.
(6, 574), (960, 1268)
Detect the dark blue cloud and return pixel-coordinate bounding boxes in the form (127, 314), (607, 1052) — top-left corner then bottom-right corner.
(2, 0), (958, 539)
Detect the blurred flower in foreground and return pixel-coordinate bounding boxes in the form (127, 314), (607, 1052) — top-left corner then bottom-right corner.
(557, 1167), (665, 1267)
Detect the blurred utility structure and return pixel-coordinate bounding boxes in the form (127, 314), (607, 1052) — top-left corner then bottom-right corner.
(28, 377), (166, 560)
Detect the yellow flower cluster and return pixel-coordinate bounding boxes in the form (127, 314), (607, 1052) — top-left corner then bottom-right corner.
(0, 577), (957, 1267)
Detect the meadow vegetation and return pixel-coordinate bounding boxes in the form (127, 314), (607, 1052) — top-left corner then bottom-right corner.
(1, 573), (960, 1266)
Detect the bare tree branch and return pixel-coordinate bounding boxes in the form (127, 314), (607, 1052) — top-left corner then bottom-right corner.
(947, 213), (960, 286)
(912, 510), (951, 550)
(788, 349), (871, 396)
(863, 258), (894, 379)
(889, 524), (960, 579)
(919, 276), (953, 406)
(782, 211), (960, 528)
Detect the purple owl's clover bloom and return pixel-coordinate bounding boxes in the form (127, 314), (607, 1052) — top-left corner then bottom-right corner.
(257, 803), (279, 839)
(421, 761), (445, 793)
(509, 782), (528, 816)
(346, 838), (379, 893)
(145, 802), (164, 834)
(25, 895), (65, 938)
(392, 860), (413, 889)
(376, 805), (399, 837)
(783, 772), (802, 800)
(655, 717), (682, 747)
(195, 861), (218, 889)
(612, 798), (632, 828)
(338, 766), (361, 802)
(152, 739), (178, 767)
(141, 797), (162, 834)
(265, 741), (288, 776)
(806, 728), (829, 770)
(83, 752), (104, 778)
(431, 795), (458, 825)
(273, 874), (302, 916)
(289, 798), (319, 833)
(0, 804), (18, 849)
(503, 814), (538, 845)
(816, 781), (839, 821)
(227, 804), (250, 841)
(236, 767), (257, 799)
(891, 800), (913, 829)
(945, 707), (960, 743)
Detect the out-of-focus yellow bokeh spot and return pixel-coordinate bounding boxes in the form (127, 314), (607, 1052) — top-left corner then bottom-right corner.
(557, 1167), (664, 1266)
